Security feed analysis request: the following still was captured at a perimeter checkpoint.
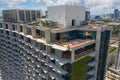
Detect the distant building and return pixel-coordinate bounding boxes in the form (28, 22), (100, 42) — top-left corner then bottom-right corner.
(45, 11), (48, 18)
(85, 11), (90, 21)
(114, 9), (119, 20)
(95, 15), (102, 20)
(95, 21), (105, 24)
(0, 16), (2, 19)
(3, 10), (41, 23)
(102, 13), (114, 20)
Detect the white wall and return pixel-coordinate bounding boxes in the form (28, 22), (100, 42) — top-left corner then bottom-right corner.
(48, 5), (66, 27)
(48, 5), (86, 28)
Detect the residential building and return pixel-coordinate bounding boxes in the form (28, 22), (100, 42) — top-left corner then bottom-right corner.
(3, 9), (41, 23)
(0, 5), (111, 80)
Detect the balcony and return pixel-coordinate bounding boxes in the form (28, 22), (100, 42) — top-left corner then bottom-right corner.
(87, 76), (95, 80)
(47, 62), (68, 75)
(41, 66), (47, 73)
(52, 39), (95, 50)
(49, 71), (64, 80)
(87, 68), (95, 76)
(40, 50), (46, 56)
(75, 48), (94, 60)
(88, 51), (96, 57)
(48, 54), (70, 65)
(41, 73), (47, 79)
(87, 59), (96, 67)
(62, 54), (71, 59)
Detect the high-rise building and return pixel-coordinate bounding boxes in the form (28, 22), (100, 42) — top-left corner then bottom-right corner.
(85, 11), (90, 21)
(114, 9), (119, 20)
(0, 5), (111, 80)
(3, 9), (41, 23)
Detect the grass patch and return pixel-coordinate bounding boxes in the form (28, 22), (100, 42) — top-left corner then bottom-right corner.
(109, 46), (117, 53)
(71, 56), (93, 80)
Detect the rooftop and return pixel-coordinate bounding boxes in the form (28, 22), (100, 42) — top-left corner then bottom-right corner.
(25, 19), (112, 32)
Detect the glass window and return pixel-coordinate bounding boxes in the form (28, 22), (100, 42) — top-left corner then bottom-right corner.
(19, 10), (25, 21)
(0, 23), (2, 28)
(12, 25), (17, 30)
(75, 48), (84, 54)
(6, 31), (9, 35)
(20, 26), (23, 32)
(5, 24), (8, 29)
(20, 35), (24, 40)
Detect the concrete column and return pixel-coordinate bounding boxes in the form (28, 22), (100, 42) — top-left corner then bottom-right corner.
(17, 34), (20, 40)
(46, 46), (51, 80)
(24, 10), (27, 22)
(30, 11), (32, 21)
(8, 23), (12, 30)
(95, 28), (101, 80)
(17, 24), (21, 32)
(35, 11), (37, 20)
(46, 46), (51, 54)
(32, 27), (37, 38)
(16, 10), (20, 22)
(45, 29), (51, 43)
(32, 40), (36, 47)
(3, 23), (6, 29)
(9, 31), (12, 41)
(23, 25), (27, 35)
(9, 23), (13, 30)
(71, 50), (75, 62)
(24, 37), (28, 42)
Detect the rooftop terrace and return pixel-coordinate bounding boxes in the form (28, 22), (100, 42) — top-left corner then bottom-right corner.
(52, 39), (95, 50)
(25, 18), (112, 32)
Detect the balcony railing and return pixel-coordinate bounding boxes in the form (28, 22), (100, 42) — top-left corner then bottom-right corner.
(48, 54), (70, 66)
(87, 67), (95, 76)
(75, 48), (94, 60)
(62, 54), (71, 59)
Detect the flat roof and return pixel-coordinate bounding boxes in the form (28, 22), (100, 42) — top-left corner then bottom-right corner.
(51, 39), (96, 51)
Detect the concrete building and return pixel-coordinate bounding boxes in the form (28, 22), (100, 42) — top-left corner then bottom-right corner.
(3, 9), (41, 23)
(0, 5), (111, 80)
(48, 5), (86, 27)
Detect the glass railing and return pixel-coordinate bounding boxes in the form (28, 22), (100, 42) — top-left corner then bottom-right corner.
(75, 48), (94, 60)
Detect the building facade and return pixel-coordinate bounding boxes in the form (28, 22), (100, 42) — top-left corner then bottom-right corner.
(0, 5), (111, 80)
(114, 9), (119, 20)
(48, 5), (86, 27)
(3, 10), (41, 23)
